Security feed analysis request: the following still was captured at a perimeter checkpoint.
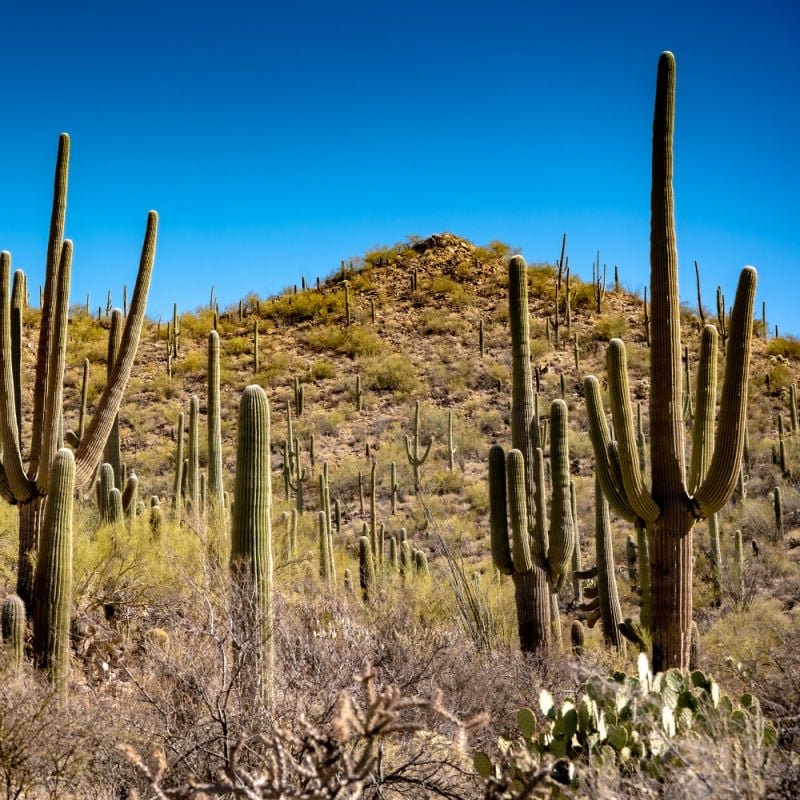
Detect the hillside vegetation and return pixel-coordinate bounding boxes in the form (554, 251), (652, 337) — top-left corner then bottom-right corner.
(0, 227), (798, 798)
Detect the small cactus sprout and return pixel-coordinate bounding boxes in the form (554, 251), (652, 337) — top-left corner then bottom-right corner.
(2, 594), (26, 674)
(149, 496), (163, 541)
(570, 620), (585, 655)
(414, 549), (430, 577)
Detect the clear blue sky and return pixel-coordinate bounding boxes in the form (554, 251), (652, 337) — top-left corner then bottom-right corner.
(0, 1), (797, 334)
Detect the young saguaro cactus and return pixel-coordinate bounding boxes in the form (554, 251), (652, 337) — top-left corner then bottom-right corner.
(584, 53), (756, 671)
(3, 135), (157, 614)
(207, 331), (225, 524)
(404, 400), (432, 491)
(230, 385), (274, 707)
(2, 594), (26, 674)
(32, 448), (74, 691)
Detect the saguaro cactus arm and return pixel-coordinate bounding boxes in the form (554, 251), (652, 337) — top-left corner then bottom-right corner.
(607, 340), (660, 523)
(74, 211), (157, 486)
(0, 253), (35, 501)
(687, 325), (718, 494)
(693, 267), (757, 516)
(584, 376), (637, 523)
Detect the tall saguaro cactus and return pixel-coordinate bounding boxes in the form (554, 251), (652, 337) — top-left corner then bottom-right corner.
(207, 331), (225, 522)
(585, 53), (756, 671)
(487, 255), (553, 652)
(2, 135), (156, 615)
(32, 448), (74, 691)
(230, 385), (274, 706)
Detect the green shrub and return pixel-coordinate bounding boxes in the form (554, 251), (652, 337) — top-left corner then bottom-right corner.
(305, 325), (384, 358)
(766, 336), (800, 361)
(594, 312), (630, 341)
(362, 354), (419, 397)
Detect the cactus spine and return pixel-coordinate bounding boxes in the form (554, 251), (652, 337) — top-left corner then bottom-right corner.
(584, 53), (756, 670)
(32, 448), (74, 691)
(229, 385), (274, 706)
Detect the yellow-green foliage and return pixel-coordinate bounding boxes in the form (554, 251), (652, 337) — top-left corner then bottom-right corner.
(419, 309), (467, 336)
(594, 311), (630, 341)
(526, 265), (557, 302)
(362, 353), (419, 396)
(429, 276), (472, 308)
(72, 508), (204, 615)
(766, 336), (800, 361)
(266, 289), (344, 325)
(305, 325), (384, 358)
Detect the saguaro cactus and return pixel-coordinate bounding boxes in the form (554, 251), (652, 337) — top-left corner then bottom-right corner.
(230, 385), (274, 706)
(2, 594), (25, 674)
(32, 448), (74, 691)
(4, 135), (156, 614)
(404, 400), (432, 491)
(584, 53), (756, 671)
(487, 255), (553, 652)
(207, 331), (225, 523)
(102, 309), (123, 487)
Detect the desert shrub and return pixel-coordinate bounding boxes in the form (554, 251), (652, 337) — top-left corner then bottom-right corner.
(766, 335), (800, 361)
(309, 357), (336, 381)
(429, 275), (472, 308)
(594, 312), (630, 341)
(362, 353), (419, 397)
(265, 288), (344, 325)
(527, 265), (557, 302)
(419, 308), (466, 336)
(305, 325), (384, 358)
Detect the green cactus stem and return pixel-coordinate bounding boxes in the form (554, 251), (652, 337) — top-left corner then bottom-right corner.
(570, 620), (585, 655)
(293, 376), (304, 417)
(774, 486), (784, 539)
(733, 529), (745, 607)
(548, 399), (575, 590)
(390, 461), (399, 514)
(32, 448), (74, 691)
(626, 535), (638, 588)
(570, 481), (583, 604)
(707, 512), (722, 606)
(447, 411), (457, 471)
(253, 320), (259, 374)
(207, 331), (225, 524)
(229, 385), (274, 707)
(102, 309), (123, 487)
(2, 594), (25, 674)
(187, 395), (200, 512)
(585, 53), (756, 671)
(359, 535), (376, 602)
(149, 496), (163, 541)
(479, 319), (485, 358)
(404, 400), (432, 491)
(355, 374), (362, 412)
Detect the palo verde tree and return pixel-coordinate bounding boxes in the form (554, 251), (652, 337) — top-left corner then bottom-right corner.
(1, 133), (157, 613)
(585, 52), (756, 671)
